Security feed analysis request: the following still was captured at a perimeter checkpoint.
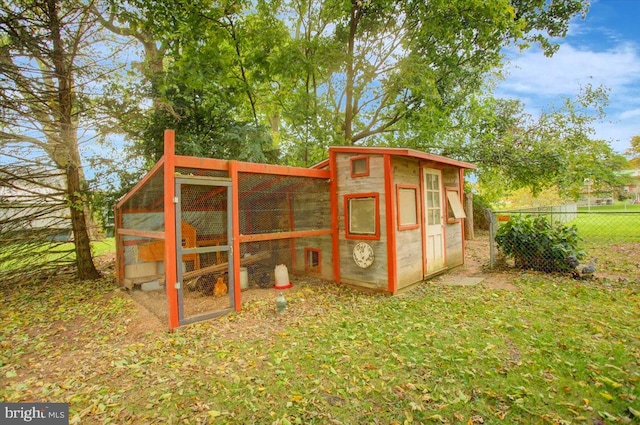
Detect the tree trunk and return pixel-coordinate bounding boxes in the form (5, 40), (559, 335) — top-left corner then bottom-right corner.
(66, 163), (101, 280)
(48, 0), (100, 280)
(344, 1), (361, 145)
(464, 192), (474, 241)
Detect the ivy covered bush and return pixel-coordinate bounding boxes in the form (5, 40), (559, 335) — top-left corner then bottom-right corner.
(495, 215), (583, 273)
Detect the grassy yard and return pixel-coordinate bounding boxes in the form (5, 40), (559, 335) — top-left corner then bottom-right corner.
(1, 271), (638, 424)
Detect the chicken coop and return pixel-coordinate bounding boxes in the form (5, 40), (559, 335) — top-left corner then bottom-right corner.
(116, 130), (475, 330)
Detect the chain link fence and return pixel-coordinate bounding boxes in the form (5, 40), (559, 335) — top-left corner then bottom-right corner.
(486, 205), (640, 281)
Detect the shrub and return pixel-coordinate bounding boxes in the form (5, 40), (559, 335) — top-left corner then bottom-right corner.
(495, 215), (583, 273)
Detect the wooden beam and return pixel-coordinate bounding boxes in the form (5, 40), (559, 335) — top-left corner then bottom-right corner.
(239, 229), (333, 243)
(182, 251), (270, 281)
(116, 228), (165, 239)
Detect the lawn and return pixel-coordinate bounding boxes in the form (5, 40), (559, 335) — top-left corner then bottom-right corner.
(1, 270), (639, 424)
(571, 213), (640, 243)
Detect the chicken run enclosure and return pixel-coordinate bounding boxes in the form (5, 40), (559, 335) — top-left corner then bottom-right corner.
(116, 131), (332, 329)
(117, 130), (475, 330)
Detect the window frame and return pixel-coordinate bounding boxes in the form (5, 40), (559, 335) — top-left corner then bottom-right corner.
(445, 188), (466, 223)
(304, 248), (321, 273)
(344, 192), (380, 240)
(350, 156), (370, 178)
(396, 184), (420, 231)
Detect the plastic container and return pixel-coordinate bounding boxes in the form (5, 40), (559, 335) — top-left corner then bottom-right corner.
(240, 267), (249, 290)
(274, 264), (292, 289)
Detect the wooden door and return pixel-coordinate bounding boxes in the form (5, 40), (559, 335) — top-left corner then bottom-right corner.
(423, 168), (445, 274)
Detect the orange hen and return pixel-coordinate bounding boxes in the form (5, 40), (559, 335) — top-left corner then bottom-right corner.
(213, 277), (228, 297)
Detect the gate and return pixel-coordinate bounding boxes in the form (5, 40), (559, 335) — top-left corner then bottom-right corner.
(175, 177), (233, 326)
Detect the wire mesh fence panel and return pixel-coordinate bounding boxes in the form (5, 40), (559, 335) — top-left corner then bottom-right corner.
(123, 236), (168, 324)
(178, 181), (232, 322)
(488, 209), (640, 280)
(238, 173), (331, 235)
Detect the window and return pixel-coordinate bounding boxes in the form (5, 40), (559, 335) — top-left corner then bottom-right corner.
(446, 190), (466, 222)
(350, 156), (369, 177)
(345, 193), (380, 239)
(304, 248), (321, 273)
(397, 185), (419, 230)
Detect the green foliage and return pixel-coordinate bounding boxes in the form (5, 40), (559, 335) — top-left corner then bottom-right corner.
(495, 215), (583, 272)
(471, 192), (492, 231)
(100, 0), (590, 167)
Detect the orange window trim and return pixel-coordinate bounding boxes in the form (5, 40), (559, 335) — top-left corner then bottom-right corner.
(396, 184), (420, 231)
(344, 192), (380, 240)
(350, 155), (370, 178)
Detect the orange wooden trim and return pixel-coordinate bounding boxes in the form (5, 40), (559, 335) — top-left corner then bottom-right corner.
(118, 208), (164, 214)
(116, 157), (166, 209)
(175, 155), (230, 171)
(329, 152), (340, 284)
(344, 192), (380, 240)
(384, 155), (398, 293)
(350, 155), (370, 177)
(239, 229), (333, 243)
(230, 160), (242, 312)
(419, 165), (427, 277)
(329, 146), (477, 169)
(459, 168), (466, 266)
(396, 184), (421, 231)
(304, 247), (322, 273)
(237, 161), (331, 178)
(163, 130), (179, 331)
(116, 228), (166, 239)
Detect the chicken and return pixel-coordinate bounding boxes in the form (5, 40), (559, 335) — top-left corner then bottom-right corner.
(213, 277), (228, 297)
(570, 257), (597, 280)
(566, 255), (580, 270)
(580, 258), (598, 279)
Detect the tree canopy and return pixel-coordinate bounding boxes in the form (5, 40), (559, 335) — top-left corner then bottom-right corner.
(97, 0), (592, 166)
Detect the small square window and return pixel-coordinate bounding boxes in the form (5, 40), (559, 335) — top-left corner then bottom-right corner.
(397, 185), (419, 230)
(345, 193), (380, 239)
(350, 156), (369, 177)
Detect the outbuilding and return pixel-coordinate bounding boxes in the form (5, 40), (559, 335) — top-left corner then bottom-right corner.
(115, 131), (476, 329)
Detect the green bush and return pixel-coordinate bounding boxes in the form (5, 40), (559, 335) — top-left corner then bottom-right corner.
(495, 215), (583, 272)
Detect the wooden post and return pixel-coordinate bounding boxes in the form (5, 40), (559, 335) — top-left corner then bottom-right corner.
(164, 129), (179, 331)
(464, 192), (474, 241)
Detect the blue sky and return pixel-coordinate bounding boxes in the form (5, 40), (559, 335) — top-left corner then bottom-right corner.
(497, 0), (640, 155)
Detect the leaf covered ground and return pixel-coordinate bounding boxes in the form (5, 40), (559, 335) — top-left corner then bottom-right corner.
(1, 264), (639, 424)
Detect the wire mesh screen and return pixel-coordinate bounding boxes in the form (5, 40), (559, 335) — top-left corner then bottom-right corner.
(119, 167), (165, 232)
(122, 236), (168, 324)
(178, 181), (232, 320)
(238, 173), (331, 235)
(488, 209), (640, 281)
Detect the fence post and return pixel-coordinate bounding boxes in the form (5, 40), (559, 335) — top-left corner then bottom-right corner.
(485, 209), (496, 268)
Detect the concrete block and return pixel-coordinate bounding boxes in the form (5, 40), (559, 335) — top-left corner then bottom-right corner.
(124, 262), (157, 279)
(141, 280), (162, 292)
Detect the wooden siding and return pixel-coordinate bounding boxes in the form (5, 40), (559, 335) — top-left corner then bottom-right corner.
(445, 221), (464, 267)
(294, 235), (334, 281)
(392, 157), (423, 289)
(336, 153), (388, 290)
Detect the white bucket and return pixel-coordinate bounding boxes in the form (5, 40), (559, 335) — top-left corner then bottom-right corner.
(240, 267), (249, 290)
(274, 264), (290, 288)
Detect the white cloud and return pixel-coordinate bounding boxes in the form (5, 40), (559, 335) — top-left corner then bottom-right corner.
(496, 40), (640, 154)
(500, 42), (640, 97)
